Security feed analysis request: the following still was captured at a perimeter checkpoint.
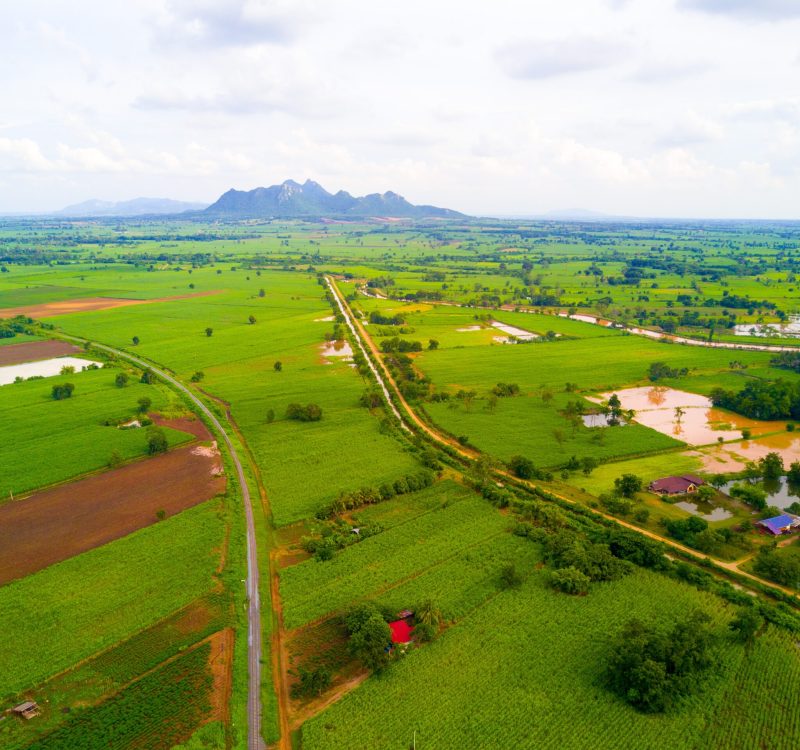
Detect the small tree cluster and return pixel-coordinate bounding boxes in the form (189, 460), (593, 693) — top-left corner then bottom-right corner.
(344, 602), (392, 672)
(286, 403), (323, 422)
(320, 471), (435, 517)
(52, 382), (75, 400)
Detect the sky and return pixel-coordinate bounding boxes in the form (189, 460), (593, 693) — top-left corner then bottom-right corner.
(1, 0), (800, 218)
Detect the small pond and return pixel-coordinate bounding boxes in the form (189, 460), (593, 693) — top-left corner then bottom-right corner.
(0, 357), (96, 386)
(720, 477), (800, 512)
(674, 501), (733, 522)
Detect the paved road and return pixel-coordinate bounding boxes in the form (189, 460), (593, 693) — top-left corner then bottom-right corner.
(62, 336), (265, 750)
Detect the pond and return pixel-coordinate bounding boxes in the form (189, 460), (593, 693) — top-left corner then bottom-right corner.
(595, 386), (772, 446)
(582, 413), (627, 428)
(674, 500), (733, 522)
(320, 340), (353, 363)
(490, 321), (538, 342)
(0, 357), (96, 386)
(720, 477), (800, 512)
(734, 316), (800, 338)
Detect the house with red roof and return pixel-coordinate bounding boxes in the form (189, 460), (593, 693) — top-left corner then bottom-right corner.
(649, 475), (705, 495)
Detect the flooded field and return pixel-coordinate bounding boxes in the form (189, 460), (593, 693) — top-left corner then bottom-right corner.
(734, 316), (800, 338)
(692, 431), (800, 473)
(0, 356), (96, 386)
(456, 325), (482, 332)
(490, 321), (537, 342)
(582, 413), (627, 428)
(596, 386), (772, 445)
(320, 340), (353, 363)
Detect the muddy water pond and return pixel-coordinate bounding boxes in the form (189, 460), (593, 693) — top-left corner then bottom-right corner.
(320, 340), (353, 363)
(597, 386), (772, 445)
(582, 413), (627, 428)
(0, 356), (96, 386)
(674, 500), (733, 522)
(692, 432), (800, 473)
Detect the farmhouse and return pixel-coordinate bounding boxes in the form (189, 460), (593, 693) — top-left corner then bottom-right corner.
(649, 475), (705, 495)
(757, 514), (800, 536)
(389, 618), (414, 644)
(11, 701), (39, 720)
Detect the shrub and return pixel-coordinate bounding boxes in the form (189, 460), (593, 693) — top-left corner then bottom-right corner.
(550, 566), (590, 595)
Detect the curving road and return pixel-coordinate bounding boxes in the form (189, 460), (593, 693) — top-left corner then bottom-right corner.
(61, 336), (264, 750)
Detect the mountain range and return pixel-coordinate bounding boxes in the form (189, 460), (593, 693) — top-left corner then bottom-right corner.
(203, 179), (464, 219)
(57, 197), (208, 217)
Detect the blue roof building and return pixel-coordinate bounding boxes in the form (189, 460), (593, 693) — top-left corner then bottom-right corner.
(757, 514), (800, 536)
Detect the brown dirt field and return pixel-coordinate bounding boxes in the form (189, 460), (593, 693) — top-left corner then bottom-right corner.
(0, 290), (222, 318)
(207, 628), (234, 723)
(0, 444), (227, 584)
(151, 413), (213, 441)
(0, 339), (81, 366)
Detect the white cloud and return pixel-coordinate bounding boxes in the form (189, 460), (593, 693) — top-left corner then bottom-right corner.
(496, 36), (629, 79)
(677, 0), (800, 21)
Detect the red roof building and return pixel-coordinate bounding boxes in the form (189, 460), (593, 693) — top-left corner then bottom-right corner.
(389, 619), (414, 644)
(649, 475), (705, 495)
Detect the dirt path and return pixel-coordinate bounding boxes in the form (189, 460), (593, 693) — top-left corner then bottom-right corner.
(329, 277), (800, 604)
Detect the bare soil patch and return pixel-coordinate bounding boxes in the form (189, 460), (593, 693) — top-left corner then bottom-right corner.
(207, 628), (234, 723)
(0, 290), (222, 319)
(151, 413), (212, 441)
(0, 339), (80, 366)
(0, 445), (226, 584)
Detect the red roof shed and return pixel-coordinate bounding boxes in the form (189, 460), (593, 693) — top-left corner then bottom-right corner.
(389, 619), (414, 644)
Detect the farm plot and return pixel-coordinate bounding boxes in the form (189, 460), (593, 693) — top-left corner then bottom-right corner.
(25, 640), (215, 750)
(0, 339), (80, 365)
(0, 367), (190, 497)
(300, 568), (800, 750)
(279, 482), (513, 629)
(0, 500), (224, 697)
(0, 442), (225, 584)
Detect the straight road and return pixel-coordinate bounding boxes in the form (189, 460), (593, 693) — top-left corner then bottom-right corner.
(61, 336), (265, 750)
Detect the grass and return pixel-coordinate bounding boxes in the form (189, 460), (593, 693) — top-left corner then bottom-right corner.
(0, 366), (191, 497)
(0, 500), (223, 698)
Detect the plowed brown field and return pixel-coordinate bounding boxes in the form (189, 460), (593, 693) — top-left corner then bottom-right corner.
(0, 444), (226, 584)
(0, 339), (81, 365)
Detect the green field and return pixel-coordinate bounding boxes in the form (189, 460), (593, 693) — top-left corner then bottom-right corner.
(0, 365), (192, 497)
(0, 499), (223, 697)
(301, 567), (800, 750)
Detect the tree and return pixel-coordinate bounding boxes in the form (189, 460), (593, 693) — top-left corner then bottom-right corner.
(428, 339), (439, 350)
(146, 426), (168, 455)
(729, 483), (767, 511)
(345, 603), (392, 672)
(788, 461), (800, 484)
(509, 455), (535, 480)
(51, 382), (75, 400)
(137, 396), (152, 414)
(274, 361), (283, 372)
(258, 288), (266, 298)
(759, 451), (784, 480)
(248, 314), (257, 324)
(108, 450), (123, 468)
(413, 599), (442, 641)
(729, 608), (764, 644)
(581, 457), (598, 476)
(500, 563), (523, 589)
(115, 372), (129, 388)
(132, 336), (140, 346)
(695, 484), (716, 502)
(140, 369), (156, 384)
(266, 409), (275, 423)
(205, 327), (213, 337)
(60, 365), (75, 375)
(614, 474), (643, 498)
(605, 612), (715, 713)
(286, 403), (323, 422)
(190, 371), (205, 382)
(550, 566), (590, 595)
(292, 666), (332, 698)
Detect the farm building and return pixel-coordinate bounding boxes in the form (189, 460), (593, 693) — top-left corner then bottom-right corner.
(757, 514), (800, 536)
(12, 701), (39, 720)
(649, 475), (705, 495)
(389, 619), (414, 644)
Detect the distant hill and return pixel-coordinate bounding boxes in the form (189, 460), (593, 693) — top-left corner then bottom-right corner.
(204, 179), (465, 219)
(57, 197), (208, 217)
